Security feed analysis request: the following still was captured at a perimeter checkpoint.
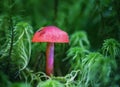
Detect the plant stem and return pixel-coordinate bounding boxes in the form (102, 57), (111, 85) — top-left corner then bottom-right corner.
(46, 42), (54, 76)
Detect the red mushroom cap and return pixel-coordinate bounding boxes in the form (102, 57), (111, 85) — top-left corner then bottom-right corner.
(32, 26), (69, 43)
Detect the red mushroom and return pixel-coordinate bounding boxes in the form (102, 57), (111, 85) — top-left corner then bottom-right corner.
(32, 26), (69, 76)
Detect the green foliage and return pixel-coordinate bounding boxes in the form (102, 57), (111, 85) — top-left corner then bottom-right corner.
(12, 22), (33, 71)
(0, 21), (33, 72)
(81, 52), (116, 86)
(36, 70), (80, 87)
(37, 79), (64, 87)
(0, 0), (120, 87)
(102, 38), (120, 58)
(66, 31), (120, 86)
(0, 71), (11, 87)
(11, 83), (31, 87)
(70, 31), (90, 49)
(66, 31), (90, 71)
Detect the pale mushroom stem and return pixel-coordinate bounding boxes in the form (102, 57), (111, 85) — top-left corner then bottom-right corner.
(46, 42), (54, 76)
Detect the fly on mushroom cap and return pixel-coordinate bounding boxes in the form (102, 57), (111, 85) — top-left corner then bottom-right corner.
(32, 26), (69, 43)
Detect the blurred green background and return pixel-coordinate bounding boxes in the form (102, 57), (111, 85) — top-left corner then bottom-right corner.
(0, 0), (120, 87)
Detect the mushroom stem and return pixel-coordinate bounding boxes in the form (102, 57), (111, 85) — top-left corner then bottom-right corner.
(46, 42), (54, 76)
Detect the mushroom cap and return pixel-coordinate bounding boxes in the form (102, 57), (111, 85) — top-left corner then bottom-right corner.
(32, 26), (69, 43)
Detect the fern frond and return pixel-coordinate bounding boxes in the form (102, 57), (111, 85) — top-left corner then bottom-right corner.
(70, 31), (90, 49)
(102, 38), (120, 58)
(12, 22), (33, 71)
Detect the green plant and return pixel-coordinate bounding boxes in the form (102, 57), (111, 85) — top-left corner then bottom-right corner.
(66, 31), (90, 71)
(102, 38), (120, 58)
(66, 31), (120, 86)
(81, 52), (116, 87)
(37, 79), (64, 87)
(0, 0), (120, 86)
(12, 22), (33, 71)
(0, 21), (33, 80)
